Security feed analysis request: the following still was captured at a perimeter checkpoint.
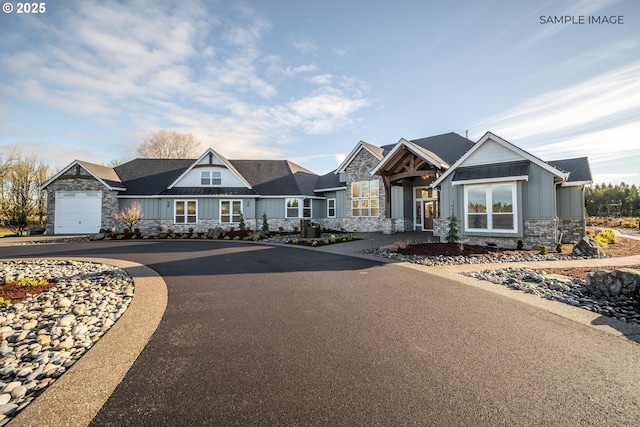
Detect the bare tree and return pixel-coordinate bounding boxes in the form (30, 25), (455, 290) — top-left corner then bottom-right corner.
(112, 202), (144, 231)
(137, 130), (201, 158)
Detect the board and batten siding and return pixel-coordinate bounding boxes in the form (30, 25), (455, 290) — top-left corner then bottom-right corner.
(390, 185), (405, 219)
(556, 187), (585, 218)
(119, 198), (257, 221)
(521, 163), (556, 219)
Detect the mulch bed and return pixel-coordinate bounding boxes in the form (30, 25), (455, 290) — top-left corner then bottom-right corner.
(0, 280), (58, 303)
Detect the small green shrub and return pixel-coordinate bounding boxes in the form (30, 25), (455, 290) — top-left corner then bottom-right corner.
(104, 236), (112, 241)
(233, 236), (240, 240)
(223, 236), (231, 240)
(555, 243), (563, 253)
(253, 236), (260, 241)
(262, 212), (269, 232)
(323, 239), (329, 245)
(0, 297), (10, 306)
(238, 215), (245, 231)
(243, 236), (250, 241)
(191, 233), (199, 239)
(539, 245), (548, 255)
(312, 240), (318, 247)
(516, 240), (524, 250)
(292, 239), (299, 244)
(116, 235), (124, 240)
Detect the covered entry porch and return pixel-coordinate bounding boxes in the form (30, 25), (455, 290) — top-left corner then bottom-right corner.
(372, 138), (448, 232)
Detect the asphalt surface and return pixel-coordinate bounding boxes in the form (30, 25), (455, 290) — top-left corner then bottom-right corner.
(2, 238), (640, 426)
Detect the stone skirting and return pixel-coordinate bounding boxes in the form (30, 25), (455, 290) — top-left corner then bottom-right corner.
(434, 217), (561, 249)
(558, 218), (586, 243)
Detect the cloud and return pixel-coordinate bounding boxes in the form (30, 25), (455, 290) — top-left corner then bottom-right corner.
(472, 61), (640, 147)
(290, 37), (317, 54)
(0, 1), (371, 164)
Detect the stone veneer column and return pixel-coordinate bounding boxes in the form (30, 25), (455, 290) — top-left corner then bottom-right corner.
(344, 149), (385, 232)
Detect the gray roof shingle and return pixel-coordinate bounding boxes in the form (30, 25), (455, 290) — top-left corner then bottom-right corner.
(382, 132), (475, 166)
(452, 160), (530, 182)
(548, 157), (592, 183)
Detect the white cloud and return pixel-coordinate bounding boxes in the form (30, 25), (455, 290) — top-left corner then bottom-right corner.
(471, 61), (640, 140)
(290, 38), (317, 54)
(0, 1), (371, 164)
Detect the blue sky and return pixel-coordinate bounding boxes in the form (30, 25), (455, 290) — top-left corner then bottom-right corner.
(1, 0), (639, 184)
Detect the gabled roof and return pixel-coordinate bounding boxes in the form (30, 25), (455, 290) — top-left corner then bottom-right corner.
(381, 132), (475, 166)
(432, 132), (569, 187)
(335, 141), (384, 174)
(314, 170), (345, 192)
(548, 157), (593, 186)
(168, 148), (252, 189)
(40, 160), (126, 191)
(452, 160), (530, 184)
(371, 138), (449, 175)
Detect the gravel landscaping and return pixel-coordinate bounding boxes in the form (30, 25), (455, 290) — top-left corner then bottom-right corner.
(0, 260), (133, 425)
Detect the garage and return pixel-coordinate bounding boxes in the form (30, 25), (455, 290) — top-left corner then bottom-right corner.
(54, 191), (102, 234)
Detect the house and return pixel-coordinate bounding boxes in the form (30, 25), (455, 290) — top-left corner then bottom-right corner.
(41, 131), (592, 248)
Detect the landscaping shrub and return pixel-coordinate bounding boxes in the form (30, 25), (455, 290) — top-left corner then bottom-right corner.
(555, 242), (563, 253)
(517, 240), (524, 250)
(539, 245), (548, 255)
(596, 229), (617, 244)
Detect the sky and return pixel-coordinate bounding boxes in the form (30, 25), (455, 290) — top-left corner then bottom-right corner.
(1, 0), (639, 185)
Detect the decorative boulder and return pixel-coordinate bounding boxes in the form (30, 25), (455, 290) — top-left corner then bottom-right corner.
(586, 268), (640, 299)
(208, 227), (224, 239)
(571, 237), (606, 258)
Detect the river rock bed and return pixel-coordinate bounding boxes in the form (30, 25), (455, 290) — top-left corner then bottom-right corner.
(462, 267), (640, 325)
(0, 260), (133, 425)
(363, 248), (580, 266)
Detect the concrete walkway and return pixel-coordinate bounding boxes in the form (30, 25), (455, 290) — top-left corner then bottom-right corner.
(2, 231), (640, 426)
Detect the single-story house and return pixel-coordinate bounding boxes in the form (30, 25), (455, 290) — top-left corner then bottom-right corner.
(41, 131), (592, 248)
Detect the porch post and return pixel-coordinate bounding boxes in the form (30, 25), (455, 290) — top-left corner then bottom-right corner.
(382, 176), (392, 218)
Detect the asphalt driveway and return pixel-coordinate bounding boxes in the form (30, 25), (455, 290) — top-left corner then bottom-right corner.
(3, 240), (640, 426)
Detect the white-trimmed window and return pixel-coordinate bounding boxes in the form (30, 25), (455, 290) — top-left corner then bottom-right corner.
(464, 182), (517, 232)
(327, 198), (336, 218)
(351, 180), (379, 217)
(220, 200), (242, 223)
(286, 198), (312, 218)
(201, 171), (222, 186)
(175, 200), (197, 224)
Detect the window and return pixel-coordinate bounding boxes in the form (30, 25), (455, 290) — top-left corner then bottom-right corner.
(286, 198), (299, 218)
(220, 200), (242, 223)
(464, 183), (516, 232)
(285, 198), (312, 218)
(201, 171), (222, 186)
(351, 180), (379, 217)
(327, 198), (336, 218)
(175, 200), (197, 224)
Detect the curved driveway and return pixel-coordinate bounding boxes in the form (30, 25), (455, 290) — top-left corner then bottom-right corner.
(3, 239), (640, 426)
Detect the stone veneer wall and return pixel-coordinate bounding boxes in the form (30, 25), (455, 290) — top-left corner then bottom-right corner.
(343, 149), (386, 232)
(433, 217), (559, 249)
(558, 218), (586, 243)
(45, 178), (119, 234)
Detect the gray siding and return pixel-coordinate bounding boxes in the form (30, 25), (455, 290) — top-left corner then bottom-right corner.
(556, 186), (585, 218)
(119, 198), (257, 221)
(390, 186), (404, 219)
(522, 163), (556, 219)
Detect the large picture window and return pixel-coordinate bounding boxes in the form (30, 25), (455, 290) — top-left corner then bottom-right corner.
(464, 183), (516, 232)
(351, 180), (379, 217)
(175, 200), (197, 224)
(220, 200), (242, 223)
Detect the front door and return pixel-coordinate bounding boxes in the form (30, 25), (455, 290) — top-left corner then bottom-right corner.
(414, 187), (438, 231)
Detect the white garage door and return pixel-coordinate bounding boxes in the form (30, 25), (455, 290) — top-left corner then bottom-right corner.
(54, 191), (102, 234)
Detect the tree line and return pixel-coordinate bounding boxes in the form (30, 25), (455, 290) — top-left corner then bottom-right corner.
(0, 147), (50, 233)
(585, 182), (640, 217)
(1, 130), (201, 234)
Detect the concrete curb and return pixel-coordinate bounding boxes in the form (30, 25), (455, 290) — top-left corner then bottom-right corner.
(7, 257), (168, 427)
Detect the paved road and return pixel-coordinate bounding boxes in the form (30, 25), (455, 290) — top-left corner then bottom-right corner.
(3, 240), (640, 426)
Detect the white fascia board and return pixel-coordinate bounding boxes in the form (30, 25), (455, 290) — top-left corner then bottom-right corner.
(451, 175), (529, 186)
(39, 160), (125, 191)
(117, 194), (258, 199)
(314, 186), (347, 192)
(257, 195), (326, 200)
(167, 148), (253, 190)
(432, 131), (568, 187)
(561, 180), (592, 187)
